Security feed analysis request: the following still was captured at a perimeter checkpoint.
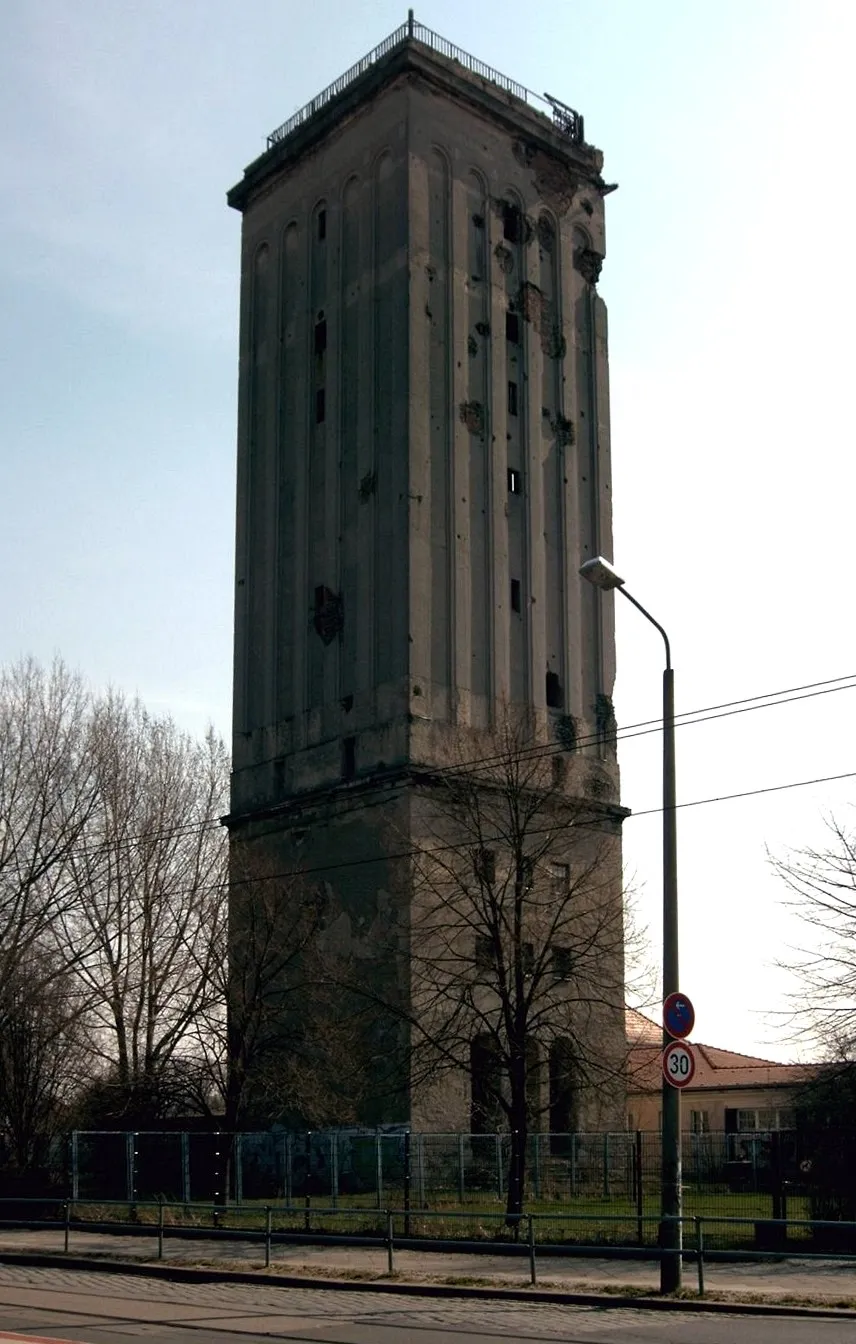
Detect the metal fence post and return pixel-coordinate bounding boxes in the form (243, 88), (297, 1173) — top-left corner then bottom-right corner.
(635, 1131), (644, 1244)
(235, 1134), (244, 1206)
(285, 1132), (293, 1211)
(533, 1133), (541, 1201)
(386, 1210), (395, 1275)
(70, 1132), (79, 1201)
(265, 1206), (272, 1268)
(403, 1132), (411, 1237)
(570, 1133), (577, 1198)
(124, 1132), (133, 1204)
(375, 1132), (383, 1210)
(305, 1132), (312, 1231)
(528, 1213), (537, 1285)
(331, 1133), (339, 1209)
(496, 1133), (503, 1200)
(602, 1133), (610, 1200)
(63, 1200), (70, 1254)
(695, 1216), (705, 1297)
(458, 1133), (466, 1204)
(157, 1196), (164, 1260)
(417, 1132), (425, 1208)
(181, 1132), (190, 1205)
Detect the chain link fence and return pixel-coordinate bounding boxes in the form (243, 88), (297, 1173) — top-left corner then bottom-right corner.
(60, 1128), (841, 1237)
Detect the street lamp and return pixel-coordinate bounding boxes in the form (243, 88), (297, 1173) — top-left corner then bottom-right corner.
(580, 555), (682, 1293)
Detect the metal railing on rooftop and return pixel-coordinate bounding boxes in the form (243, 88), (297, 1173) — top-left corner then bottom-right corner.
(266, 11), (583, 150)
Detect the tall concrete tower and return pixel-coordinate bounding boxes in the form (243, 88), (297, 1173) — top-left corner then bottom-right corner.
(227, 16), (625, 1128)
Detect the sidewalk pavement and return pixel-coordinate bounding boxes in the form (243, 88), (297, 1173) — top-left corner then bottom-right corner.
(0, 1228), (854, 1306)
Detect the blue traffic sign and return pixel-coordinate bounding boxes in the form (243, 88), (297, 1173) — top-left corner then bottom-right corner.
(663, 991), (695, 1040)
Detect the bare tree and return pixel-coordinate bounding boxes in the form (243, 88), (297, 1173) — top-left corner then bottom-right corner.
(59, 692), (229, 1119)
(772, 814), (856, 1060)
(210, 842), (373, 1130)
(0, 658), (98, 1010)
(381, 711), (633, 1222)
(0, 951), (93, 1172)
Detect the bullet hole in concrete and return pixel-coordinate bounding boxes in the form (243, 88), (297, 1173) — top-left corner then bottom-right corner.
(472, 213), (485, 228)
(412, 685), (422, 696)
(467, 335), (478, 357)
(555, 714), (578, 753)
(546, 670), (564, 709)
(475, 320), (490, 337)
(425, 305), (433, 320)
(537, 216), (555, 251)
(358, 470), (377, 501)
(551, 414), (575, 447)
(313, 585), (343, 644)
(426, 264), (436, 281)
(458, 401), (485, 436)
(494, 243), (514, 274)
(574, 246), (604, 285)
(581, 198), (594, 216)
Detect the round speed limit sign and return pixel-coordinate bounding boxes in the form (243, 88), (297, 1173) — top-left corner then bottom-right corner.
(662, 1041), (696, 1089)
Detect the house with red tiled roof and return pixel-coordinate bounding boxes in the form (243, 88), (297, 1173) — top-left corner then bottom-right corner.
(625, 1009), (819, 1134)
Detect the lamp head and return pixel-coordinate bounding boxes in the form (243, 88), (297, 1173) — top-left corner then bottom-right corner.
(579, 556), (625, 591)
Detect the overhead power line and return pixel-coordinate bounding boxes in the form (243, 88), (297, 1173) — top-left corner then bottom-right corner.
(3, 674), (854, 864)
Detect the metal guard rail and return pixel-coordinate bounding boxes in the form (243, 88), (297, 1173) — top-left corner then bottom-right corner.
(266, 13), (583, 149)
(1, 1199), (855, 1298)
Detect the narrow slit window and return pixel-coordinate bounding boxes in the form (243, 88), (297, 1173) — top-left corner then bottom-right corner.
(507, 381), (518, 416)
(317, 209), (327, 241)
(315, 388), (326, 423)
(506, 311), (520, 344)
(545, 670), (563, 708)
(342, 735), (356, 780)
(507, 468), (521, 495)
(510, 578), (521, 613)
(314, 319), (327, 355)
(502, 202), (522, 244)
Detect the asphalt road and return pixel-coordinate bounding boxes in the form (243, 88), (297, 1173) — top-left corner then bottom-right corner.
(0, 1265), (852, 1344)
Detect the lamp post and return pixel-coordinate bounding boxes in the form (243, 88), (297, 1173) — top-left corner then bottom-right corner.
(579, 555), (682, 1293)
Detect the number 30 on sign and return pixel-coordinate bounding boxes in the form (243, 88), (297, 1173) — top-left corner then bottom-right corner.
(662, 1041), (696, 1088)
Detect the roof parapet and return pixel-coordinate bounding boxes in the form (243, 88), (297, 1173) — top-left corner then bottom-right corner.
(266, 10), (584, 152)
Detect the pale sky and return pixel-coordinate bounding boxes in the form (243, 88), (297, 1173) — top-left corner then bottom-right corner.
(2, 1), (854, 1063)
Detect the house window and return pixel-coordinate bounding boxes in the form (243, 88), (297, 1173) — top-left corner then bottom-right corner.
(314, 319), (327, 355)
(548, 862), (570, 898)
(474, 848), (496, 885)
(317, 209), (327, 241)
(737, 1110), (758, 1131)
(521, 941), (535, 976)
(315, 387), (326, 423)
(474, 934), (493, 970)
(507, 381), (518, 416)
(341, 736), (356, 781)
(510, 578), (521, 612)
(518, 856), (534, 890)
(506, 311), (520, 343)
(690, 1110), (710, 1134)
(551, 945), (572, 980)
(507, 467), (521, 494)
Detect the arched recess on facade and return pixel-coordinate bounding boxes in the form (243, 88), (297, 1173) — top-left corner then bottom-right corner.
(470, 1034), (502, 1134)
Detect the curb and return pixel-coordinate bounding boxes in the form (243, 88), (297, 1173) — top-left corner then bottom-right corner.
(0, 1251), (854, 1320)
